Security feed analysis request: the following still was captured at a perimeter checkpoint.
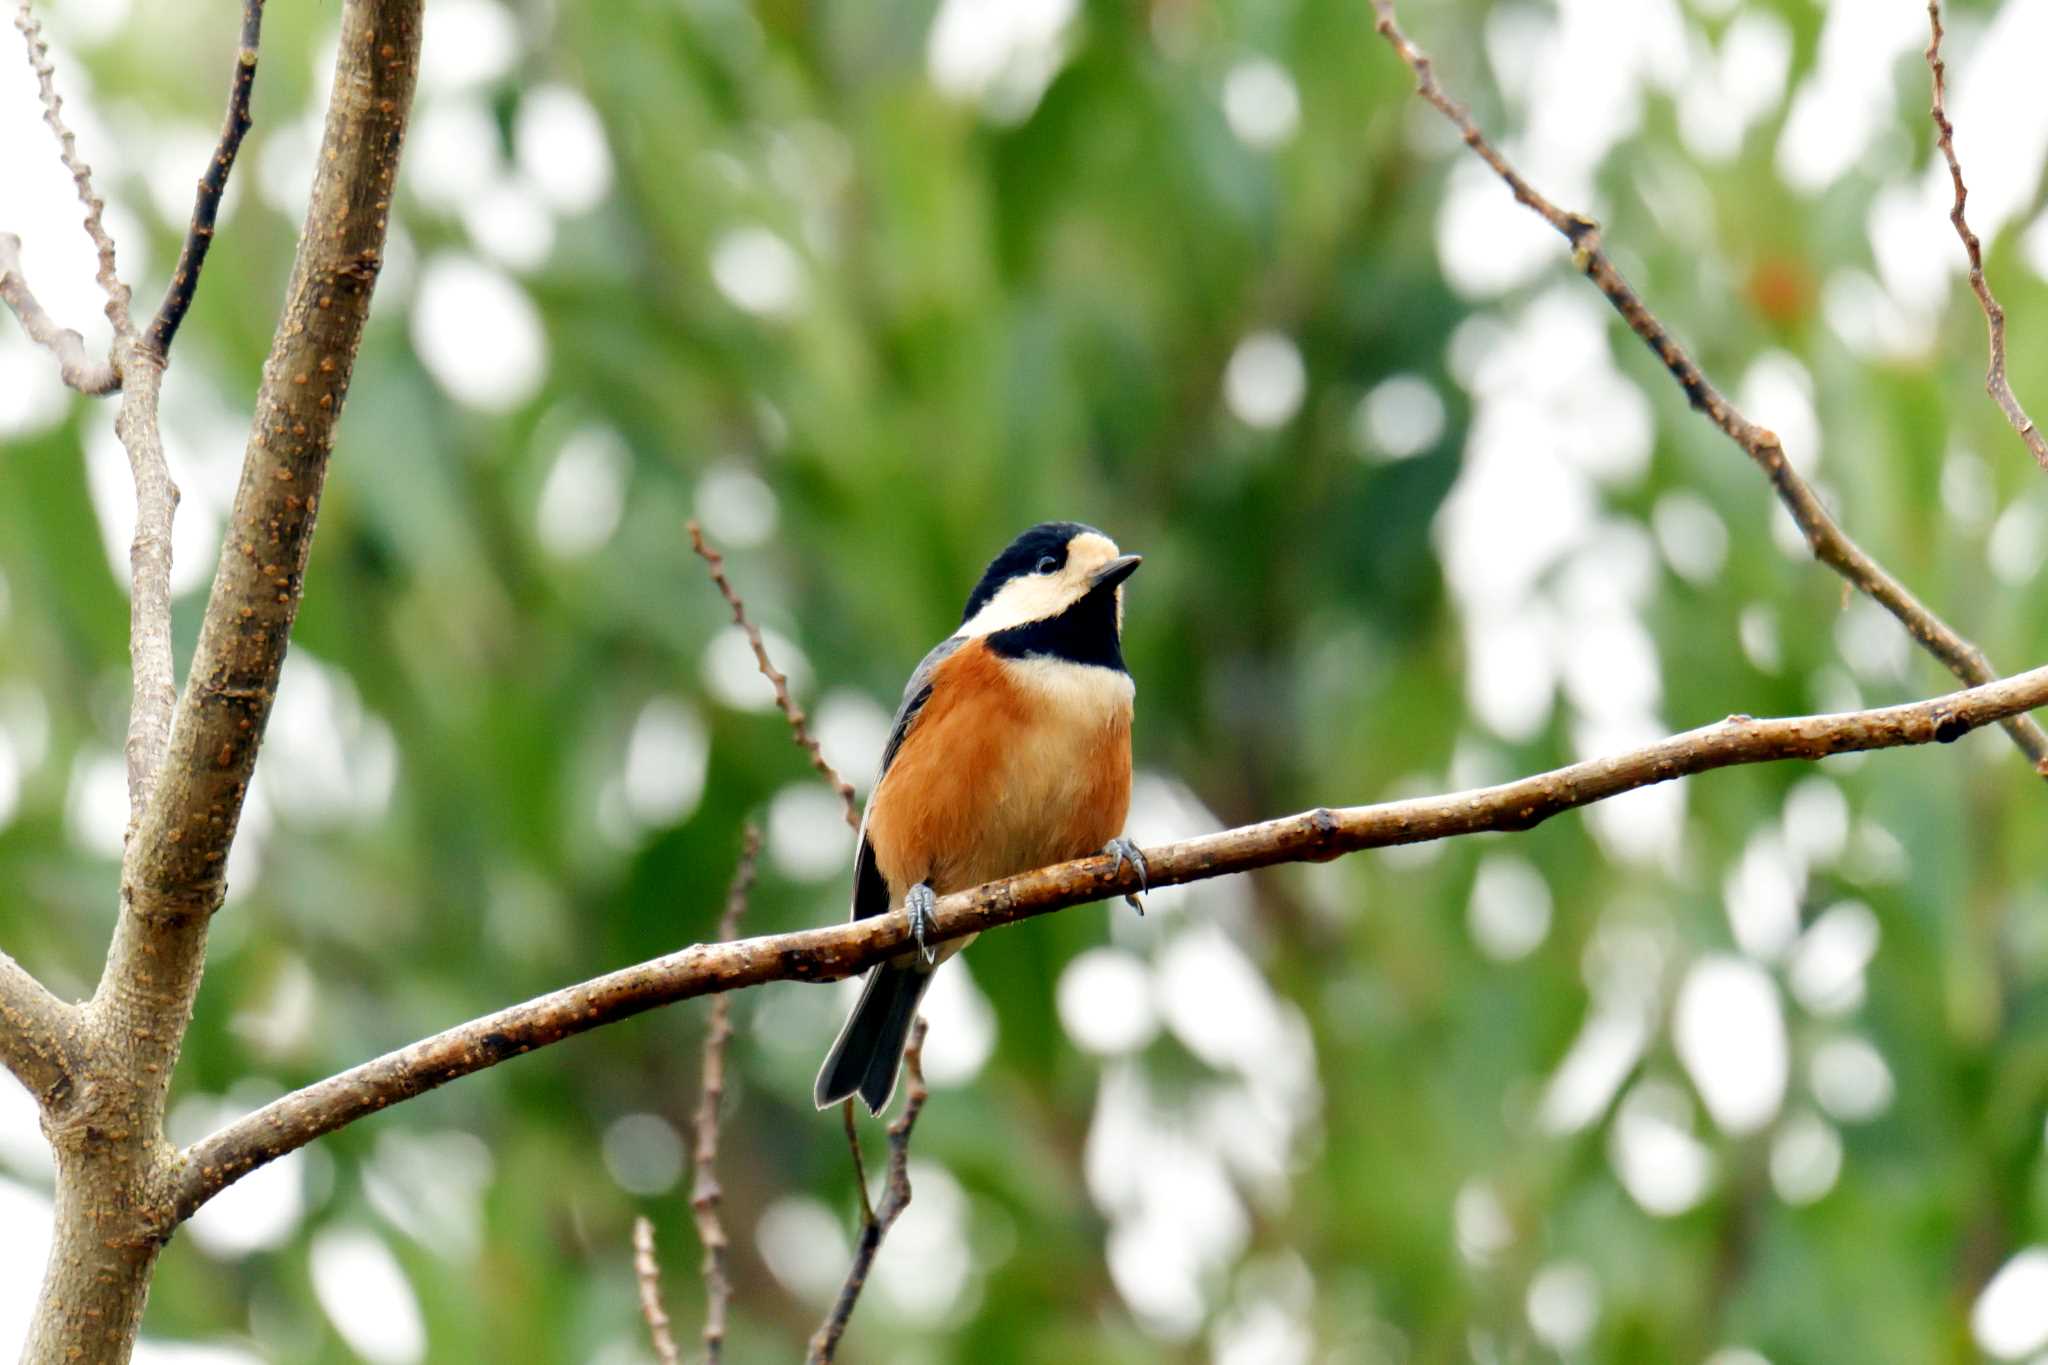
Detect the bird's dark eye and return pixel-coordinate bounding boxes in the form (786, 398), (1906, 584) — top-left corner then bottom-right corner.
(1035, 555), (1059, 574)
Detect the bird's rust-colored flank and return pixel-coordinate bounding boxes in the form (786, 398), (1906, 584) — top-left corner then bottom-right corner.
(865, 637), (1132, 898)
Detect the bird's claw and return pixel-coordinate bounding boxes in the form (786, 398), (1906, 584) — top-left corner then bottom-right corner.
(1104, 837), (1148, 916)
(906, 882), (939, 964)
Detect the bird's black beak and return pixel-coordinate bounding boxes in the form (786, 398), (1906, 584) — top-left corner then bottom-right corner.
(1091, 554), (1142, 591)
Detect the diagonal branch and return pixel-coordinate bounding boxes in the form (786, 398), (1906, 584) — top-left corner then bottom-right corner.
(1371, 0), (2048, 777)
(13, 0), (131, 337)
(170, 659), (2048, 1221)
(0, 233), (118, 393)
(146, 0), (265, 360)
(689, 521), (860, 829)
(689, 826), (759, 1365)
(0, 947), (77, 1105)
(113, 346), (178, 824)
(1924, 0), (2048, 474)
(807, 1018), (929, 1364)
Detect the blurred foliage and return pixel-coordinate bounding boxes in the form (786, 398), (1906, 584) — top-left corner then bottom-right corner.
(3, 0), (2048, 1362)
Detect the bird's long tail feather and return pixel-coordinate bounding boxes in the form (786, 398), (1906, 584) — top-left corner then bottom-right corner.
(813, 960), (932, 1114)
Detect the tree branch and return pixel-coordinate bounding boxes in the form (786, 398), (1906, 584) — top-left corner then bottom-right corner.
(13, 0), (130, 337)
(171, 661), (2048, 1219)
(146, 0), (264, 360)
(1371, 0), (2048, 777)
(1925, 0), (2048, 474)
(112, 344), (179, 825)
(632, 1217), (683, 1365)
(689, 520), (860, 830)
(689, 826), (758, 1365)
(0, 232), (118, 393)
(806, 1018), (929, 1364)
(0, 947), (76, 1105)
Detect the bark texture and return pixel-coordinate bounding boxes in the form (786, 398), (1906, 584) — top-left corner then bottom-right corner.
(18, 2), (420, 1359)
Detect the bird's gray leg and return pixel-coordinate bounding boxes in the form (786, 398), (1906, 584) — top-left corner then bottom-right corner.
(906, 881), (939, 964)
(1103, 837), (1148, 915)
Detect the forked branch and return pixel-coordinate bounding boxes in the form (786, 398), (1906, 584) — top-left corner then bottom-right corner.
(1370, 0), (2048, 775)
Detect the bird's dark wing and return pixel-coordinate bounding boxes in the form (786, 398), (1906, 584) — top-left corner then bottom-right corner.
(849, 635), (964, 922)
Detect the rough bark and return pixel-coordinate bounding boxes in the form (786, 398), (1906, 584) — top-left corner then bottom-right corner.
(18, 2), (421, 1360)
(170, 659), (2048, 1214)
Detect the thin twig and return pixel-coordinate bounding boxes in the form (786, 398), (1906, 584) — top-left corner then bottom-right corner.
(689, 826), (760, 1365)
(688, 520), (861, 829)
(0, 232), (118, 393)
(168, 653), (2048, 1217)
(13, 0), (131, 338)
(147, 0), (265, 359)
(113, 342), (179, 823)
(1371, 0), (2048, 777)
(1925, 0), (2048, 474)
(632, 1217), (682, 1365)
(840, 1101), (873, 1224)
(807, 1018), (929, 1364)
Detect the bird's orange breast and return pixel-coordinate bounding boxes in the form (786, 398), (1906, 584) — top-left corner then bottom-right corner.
(864, 638), (1133, 899)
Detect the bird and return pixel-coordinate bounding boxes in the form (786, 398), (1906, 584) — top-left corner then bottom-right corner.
(814, 521), (1146, 1115)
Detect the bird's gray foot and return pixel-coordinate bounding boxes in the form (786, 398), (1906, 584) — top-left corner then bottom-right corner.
(906, 882), (939, 964)
(1104, 837), (1148, 915)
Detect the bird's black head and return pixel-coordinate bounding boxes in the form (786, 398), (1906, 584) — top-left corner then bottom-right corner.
(957, 522), (1141, 671)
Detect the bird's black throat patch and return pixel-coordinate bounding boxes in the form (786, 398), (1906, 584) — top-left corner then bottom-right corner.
(987, 577), (1127, 672)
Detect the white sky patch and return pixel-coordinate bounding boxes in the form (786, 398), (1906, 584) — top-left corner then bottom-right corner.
(601, 1113), (684, 1197)
(0, 326), (71, 439)
(1222, 330), (1306, 430)
(926, 0), (1077, 122)
(1989, 497), (2048, 585)
(1935, 0), (2048, 249)
(1540, 1006), (1650, 1135)
(1972, 1246), (2048, 1360)
(1775, 0), (1924, 194)
(1782, 778), (1850, 869)
(1736, 351), (1820, 474)
(1677, 9), (1791, 162)
(1942, 449), (1996, 529)
(65, 749), (127, 859)
(768, 781), (851, 882)
(1212, 1298), (1313, 1365)
(412, 254), (548, 412)
(1810, 1034), (1894, 1123)
(872, 1159), (976, 1322)
(1057, 947), (1159, 1055)
(1454, 1179), (1514, 1267)
(1724, 829), (1805, 963)
(1222, 58), (1300, 151)
(1788, 901), (1878, 1018)
(1468, 853), (1552, 962)
(701, 624), (811, 713)
(1609, 1079), (1713, 1217)
(536, 425), (630, 560)
(1834, 598), (1912, 685)
(1354, 373), (1446, 461)
(362, 1130), (494, 1262)
(1770, 1110), (1842, 1206)
(1822, 267), (1932, 363)
(757, 1196), (853, 1303)
(515, 85), (614, 215)
(408, 98), (503, 215)
(310, 1228), (427, 1365)
(1740, 604), (1781, 674)
(256, 111), (325, 216)
(695, 462), (780, 548)
(0, 1178), (52, 1353)
(1527, 1261), (1600, 1353)
(1674, 956), (1787, 1136)
(0, 1072), (50, 1179)
(1652, 491), (1728, 585)
(814, 689), (890, 796)
(419, 0), (520, 95)
(462, 178), (556, 273)
(620, 695), (708, 830)
(920, 957), (997, 1087)
(261, 652), (399, 827)
(710, 227), (805, 318)
(0, 730), (16, 834)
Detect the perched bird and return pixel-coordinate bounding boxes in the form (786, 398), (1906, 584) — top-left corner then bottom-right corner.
(814, 522), (1146, 1114)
